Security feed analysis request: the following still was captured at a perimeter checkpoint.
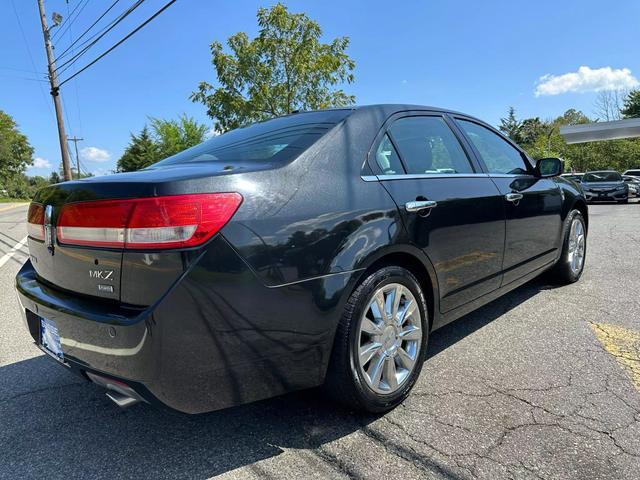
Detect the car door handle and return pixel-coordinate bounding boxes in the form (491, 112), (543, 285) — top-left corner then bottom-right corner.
(505, 193), (523, 203)
(405, 200), (438, 212)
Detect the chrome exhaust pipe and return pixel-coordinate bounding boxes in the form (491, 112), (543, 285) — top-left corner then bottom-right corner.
(106, 390), (140, 408)
(86, 371), (145, 409)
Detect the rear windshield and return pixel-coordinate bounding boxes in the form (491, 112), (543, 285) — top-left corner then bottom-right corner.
(150, 110), (353, 168)
(625, 170), (640, 176)
(582, 171), (622, 182)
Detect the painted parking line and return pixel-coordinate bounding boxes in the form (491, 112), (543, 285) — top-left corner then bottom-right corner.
(0, 203), (28, 213)
(591, 322), (640, 390)
(0, 236), (28, 269)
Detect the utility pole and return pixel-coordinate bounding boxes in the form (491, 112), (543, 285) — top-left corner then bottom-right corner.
(36, 0), (73, 181)
(67, 136), (83, 178)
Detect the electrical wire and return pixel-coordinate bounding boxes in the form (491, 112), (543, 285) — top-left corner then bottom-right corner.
(54, 0), (123, 62)
(51, 0), (89, 41)
(9, 0), (55, 120)
(54, 0), (146, 76)
(63, 0), (84, 138)
(58, 0), (177, 88)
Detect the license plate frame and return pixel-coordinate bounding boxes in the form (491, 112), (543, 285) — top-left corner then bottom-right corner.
(40, 316), (65, 362)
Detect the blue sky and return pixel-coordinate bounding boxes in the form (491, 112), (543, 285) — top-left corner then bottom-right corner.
(2, 0), (639, 177)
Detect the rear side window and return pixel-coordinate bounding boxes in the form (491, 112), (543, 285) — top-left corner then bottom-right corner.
(625, 170), (640, 176)
(150, 110), (352, 168)
(374, 134), (404, 174)
(388, 116), (473, 174)
(456, 119), (529, 175)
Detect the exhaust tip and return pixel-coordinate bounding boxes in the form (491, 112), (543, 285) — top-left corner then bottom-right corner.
(86, 371), (146, 409)
(106, 390), (140, 408)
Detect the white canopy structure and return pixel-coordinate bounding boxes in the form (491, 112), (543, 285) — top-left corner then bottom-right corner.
(560, 118), (640, 144)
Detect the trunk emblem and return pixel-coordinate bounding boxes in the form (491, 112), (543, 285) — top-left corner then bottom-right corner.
(44, 205), (55, 255)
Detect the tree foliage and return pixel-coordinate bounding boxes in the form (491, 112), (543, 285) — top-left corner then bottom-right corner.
(191, 2), (355, 132)
(621, 89), (640, 118)
(0, 110), (34, 194)
(501, 106), (640, 172)
(498, 107), (522, 143)
(117, 116), (208, 172)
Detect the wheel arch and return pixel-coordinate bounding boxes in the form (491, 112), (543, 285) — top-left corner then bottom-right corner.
(571, 198), (589, 232)
(350, 245), (440, 331)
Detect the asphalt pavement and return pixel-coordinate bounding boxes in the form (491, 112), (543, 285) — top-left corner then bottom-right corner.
(1, 201), (639, 480)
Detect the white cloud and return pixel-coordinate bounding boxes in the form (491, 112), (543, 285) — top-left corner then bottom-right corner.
(30, 157), (52, 169)
(80, 146), (111, 163)
(534, 66), (639, 96)
(205, 127), (219, 139)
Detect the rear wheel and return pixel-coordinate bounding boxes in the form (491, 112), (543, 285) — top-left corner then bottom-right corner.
(324, 266), (428, 412)
(548, 209), (586, 284)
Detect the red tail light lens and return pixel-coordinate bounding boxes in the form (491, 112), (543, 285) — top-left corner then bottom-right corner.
(27, 203), (45, 241)
(56, 193), (243, 249)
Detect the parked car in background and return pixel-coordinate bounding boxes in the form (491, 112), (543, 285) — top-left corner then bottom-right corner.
(560, 172), (584, 183)
(581, 170), (628, 203)
(623, 175), (640, 198)
(16, 105), (589, 414)
(623, 169), (640, 177)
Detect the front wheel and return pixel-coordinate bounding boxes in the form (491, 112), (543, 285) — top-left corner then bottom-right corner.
(548, 209), (587, 284)
(324, 266), (429, 412)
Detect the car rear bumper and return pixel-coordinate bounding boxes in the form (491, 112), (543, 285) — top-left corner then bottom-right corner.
(15, 236), (358, 413)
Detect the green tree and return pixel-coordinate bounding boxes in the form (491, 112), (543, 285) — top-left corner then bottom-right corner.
(0, 110), (34, 192)
(150, 116), (208, 159)
(519, 117), (548, 146)
(117, 126), (159, 172)
(191, 2), (355, 132)
(621, 89), (640, 118)
(48, 171), (61, 184)
(117, 116), (208, 172)
(498, 107), (522, 144)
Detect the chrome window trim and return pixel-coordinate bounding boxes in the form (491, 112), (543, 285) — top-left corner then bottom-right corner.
(361, 173), (491, 182)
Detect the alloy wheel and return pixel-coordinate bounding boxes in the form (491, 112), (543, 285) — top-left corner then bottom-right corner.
(356, 283), (422, 394)
(568, 217), (585, 275)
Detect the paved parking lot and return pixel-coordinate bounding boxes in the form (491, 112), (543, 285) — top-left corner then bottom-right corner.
(1, 201), (639, 480)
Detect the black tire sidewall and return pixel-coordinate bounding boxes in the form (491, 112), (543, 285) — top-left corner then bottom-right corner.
(347, 266), (428, 412)
(558, 209), (587, 282)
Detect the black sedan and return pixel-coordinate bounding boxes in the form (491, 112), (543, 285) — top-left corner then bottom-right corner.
(16, 105), (588, 414)
(581, 170), (629, 203)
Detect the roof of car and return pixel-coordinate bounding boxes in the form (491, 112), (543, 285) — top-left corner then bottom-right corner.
(293, 104), (472, 118)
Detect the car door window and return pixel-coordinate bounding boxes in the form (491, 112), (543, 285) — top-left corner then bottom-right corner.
(456, 119), (529, 175)
(374, 134), (404, 174)
(387, 116), (474, 174)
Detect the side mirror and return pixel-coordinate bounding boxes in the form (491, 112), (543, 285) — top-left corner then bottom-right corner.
(535, 157), (563, 178)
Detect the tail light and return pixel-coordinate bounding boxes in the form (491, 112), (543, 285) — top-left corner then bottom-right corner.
(55, 193), (242, 249)
(27, 203), (45, 241)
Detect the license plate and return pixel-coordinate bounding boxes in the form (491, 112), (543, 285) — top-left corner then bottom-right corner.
(40, 317), (64, 361)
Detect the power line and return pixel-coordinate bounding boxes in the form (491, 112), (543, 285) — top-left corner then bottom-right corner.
(54, 0), (123, 62)
(10, 0), (55, 120)
(58, 0), (177, 88)
(63, 0), (84, 138)
(51, 0), (89, 41)
(55, 1), (138, 64)
(0, 66), (46, 75)
(54, 0), (146, 76)
(0, 74), (48, 83)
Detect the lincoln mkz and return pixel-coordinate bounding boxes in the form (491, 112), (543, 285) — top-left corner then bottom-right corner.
(16, 105), (588, 413)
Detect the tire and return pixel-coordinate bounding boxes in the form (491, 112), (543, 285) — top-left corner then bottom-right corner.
(618, 199), (629, 204)
(324, 266), (429, 412)
(548, 209), (587, 284)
